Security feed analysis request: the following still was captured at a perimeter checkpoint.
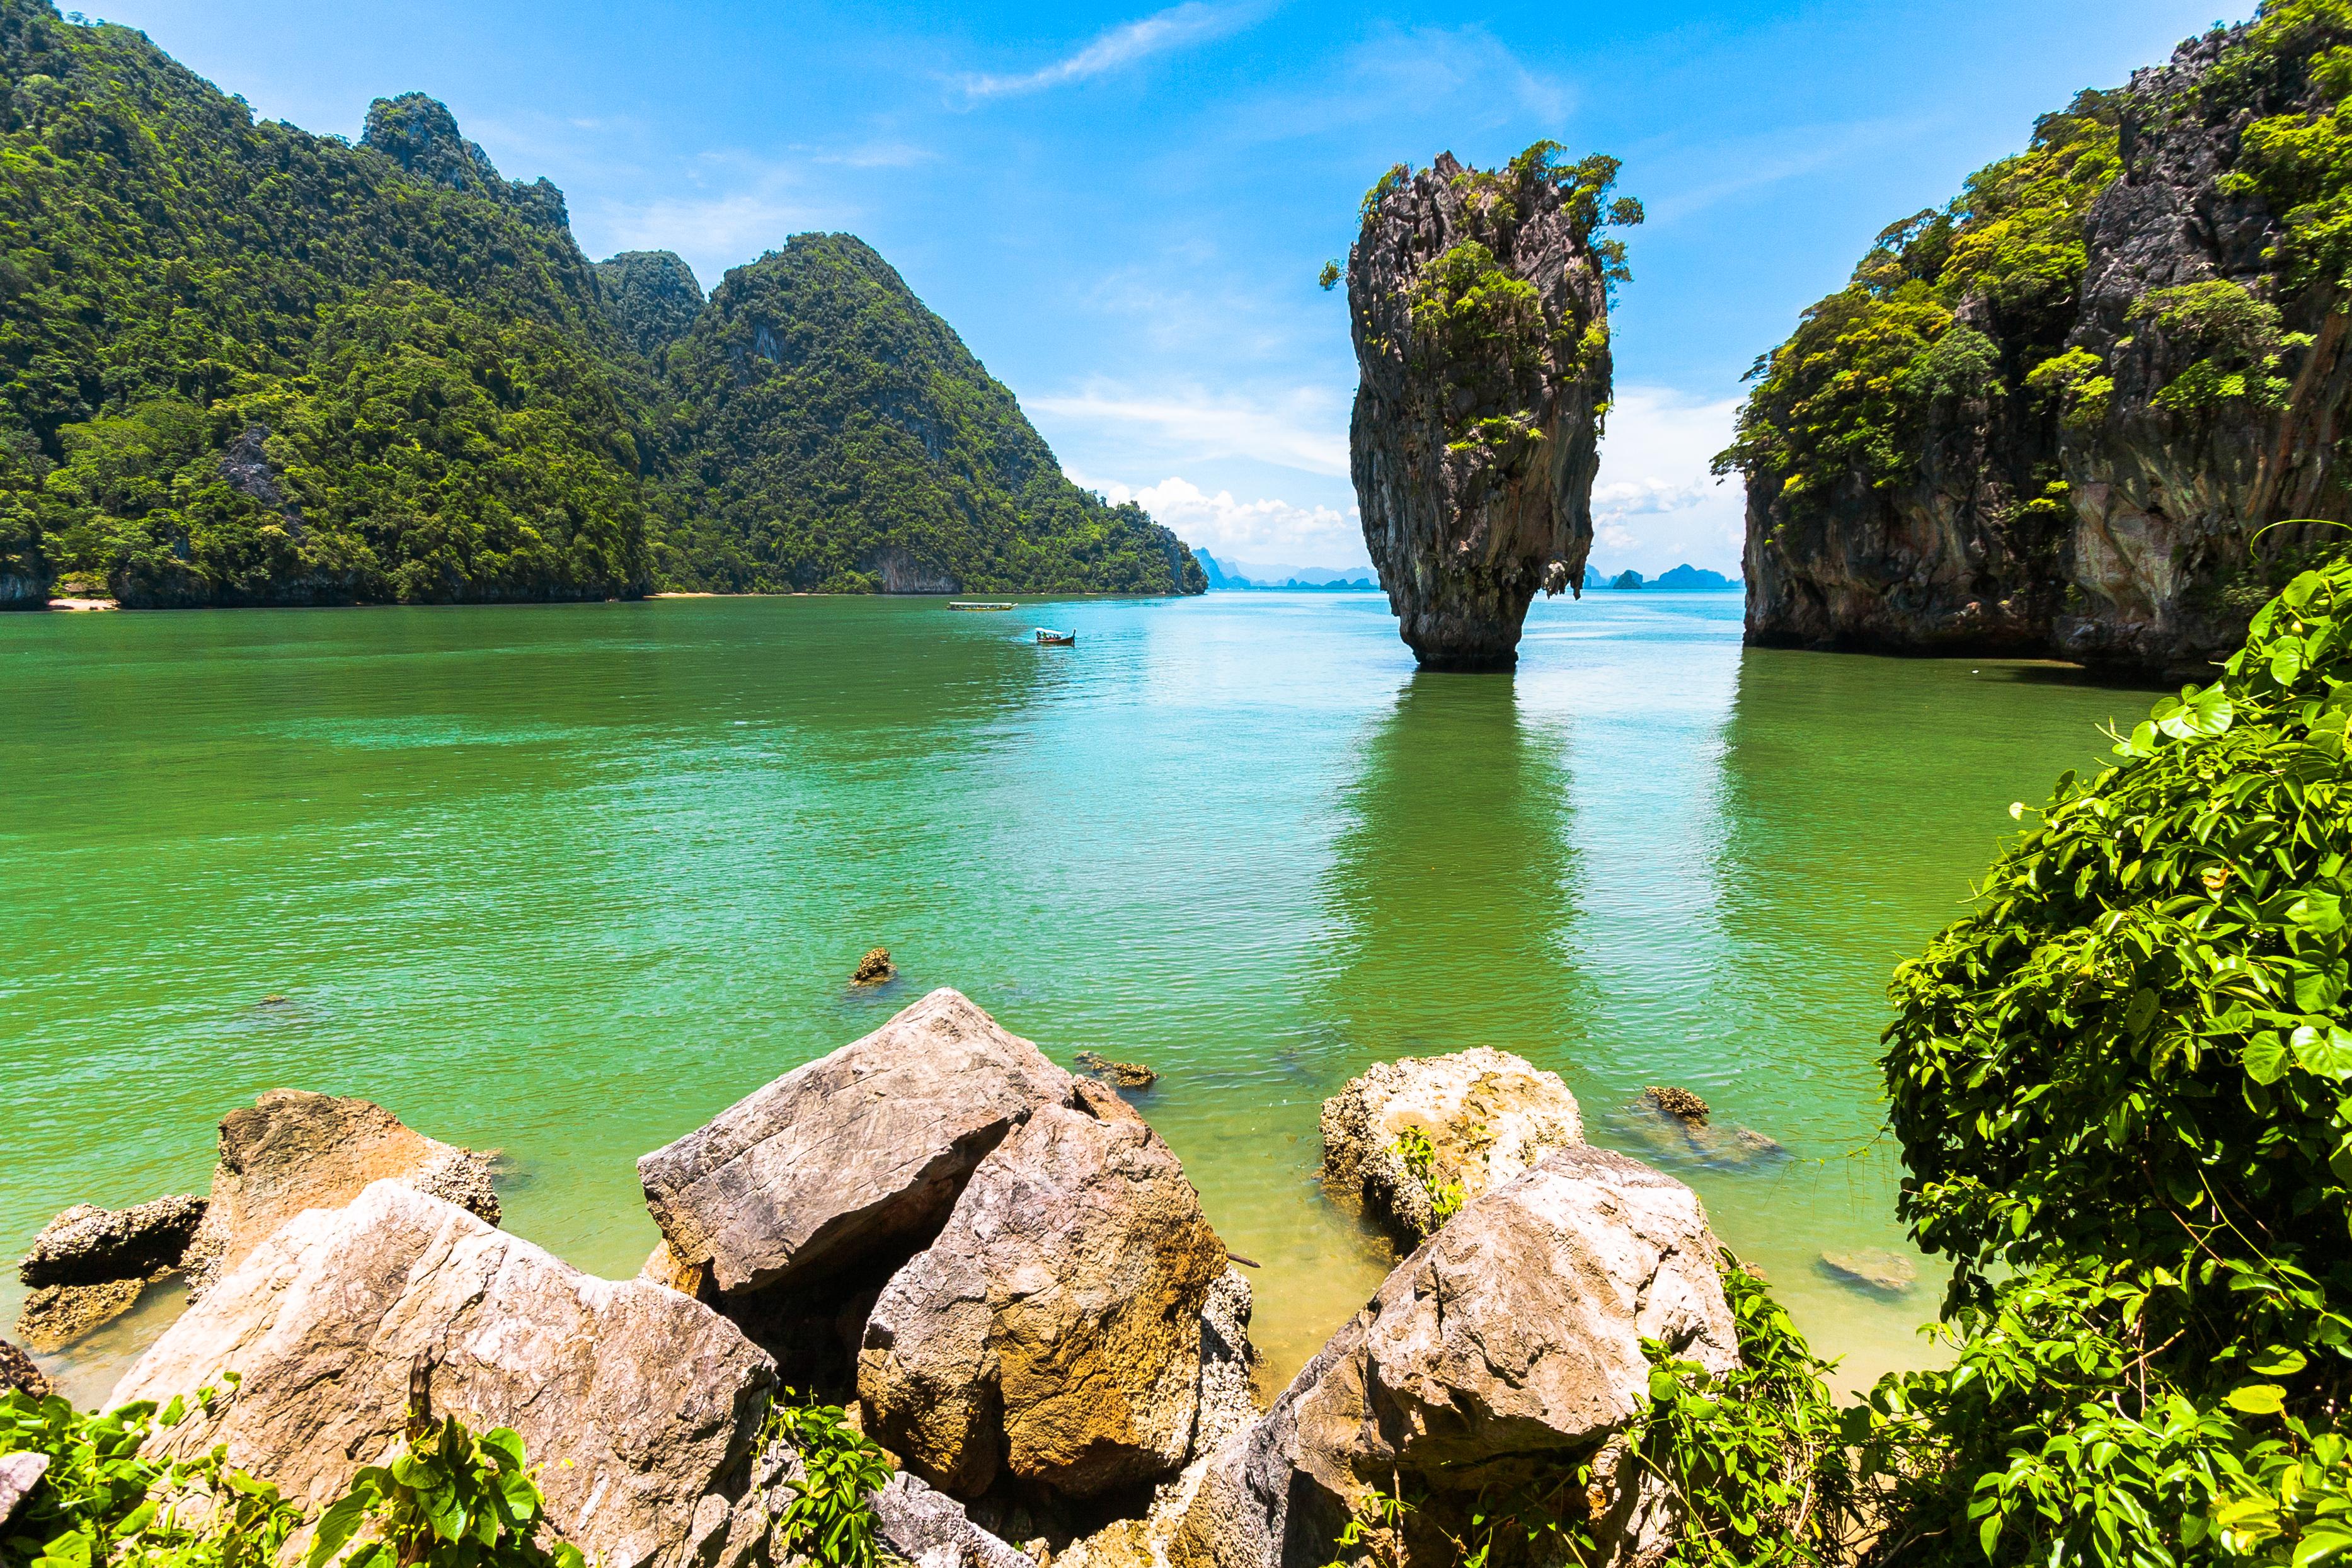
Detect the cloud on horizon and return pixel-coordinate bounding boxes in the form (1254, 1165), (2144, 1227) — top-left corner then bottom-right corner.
(1030, 383), (1349, 476)
(1073, 472), (1368, 566)
(959, 3), (1253, 101)
(1588, 386), (1746, 570)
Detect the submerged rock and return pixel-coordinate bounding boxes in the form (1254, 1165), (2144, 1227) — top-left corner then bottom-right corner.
(1346, 149), (1630, 670)
(183, 1089), (498, 1296)
(1320, 1048), (1583, 1241)
(0, 1336), (51, 1400)
(1616, 1095), (1787, 1171)
(1819, 1247), (1919, 1296)
(1074, 1050), (1156, 1090)
(1173, 1146), (1738, 1568)
(115, 1181), (776, 1568)
(859, 1097), (1231, 1501)
(14, 1195), (207, 1347)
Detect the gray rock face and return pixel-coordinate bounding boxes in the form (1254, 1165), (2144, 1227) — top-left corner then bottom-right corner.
(217, 426), (304, 534)
(14, 1195), (207, 1347)
(858, 1099), (1231, 1501)
(1321, 1049), (1582, 1242)
(1172, 1147), (1737, 1568)
(114, 1181), (776, 1568)
(873, 1472), (1042, 1568)
(184, 1089), (499, 1296)
(1740, 25), (2352, 677)
(0, 1451), (49, 1530)
(1346, 152), (1614, 670)
(639, 988), (1079, 1301)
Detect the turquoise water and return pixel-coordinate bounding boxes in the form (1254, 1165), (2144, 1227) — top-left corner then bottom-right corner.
(0, 590), (2142, 1404)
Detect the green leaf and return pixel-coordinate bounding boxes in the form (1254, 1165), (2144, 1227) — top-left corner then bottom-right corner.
(307, 1490), (374, 1568)
(2225, 1382), (2287, 1415)
(2294, 1024), (2352, 1080)
(2247, 1034), (2293, 1085)
(2249, 1346), (2309, 1375)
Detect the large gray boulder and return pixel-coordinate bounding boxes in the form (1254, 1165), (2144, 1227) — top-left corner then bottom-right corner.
(1321, 1049), (1583, 1242)
(640, 988), (1079, 1300)
(873, 1472), (1042, 1568)
(113, 1181), (776, 1568)
(858, 1094), (1232, 1501)
(14, 1194), (207, 1347)
(1171, 1147), (1737, 1568)
(183, 1089), (499, 1296)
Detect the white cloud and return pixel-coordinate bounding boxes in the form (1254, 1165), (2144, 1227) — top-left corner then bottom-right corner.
(1589, 386), (1747, 574)
(1076, 473), (1368, 566)
(1029, 384), (1349, 476)
(960, 3), (1251, 100)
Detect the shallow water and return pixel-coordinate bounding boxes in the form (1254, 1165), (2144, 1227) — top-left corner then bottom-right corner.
(0, 590), (2143, 1406)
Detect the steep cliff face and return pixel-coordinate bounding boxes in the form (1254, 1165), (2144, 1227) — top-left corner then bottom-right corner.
(1730, 6), (2352, 675)
(1346, 147), (1629, 670)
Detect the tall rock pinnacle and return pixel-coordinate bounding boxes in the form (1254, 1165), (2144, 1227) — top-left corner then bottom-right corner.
(1345, 146), (1638, 670)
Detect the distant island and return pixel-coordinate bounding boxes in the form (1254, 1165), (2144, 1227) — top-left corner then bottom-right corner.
(1195, 551), (1377, 591)
(1586, 564), (1741, 592)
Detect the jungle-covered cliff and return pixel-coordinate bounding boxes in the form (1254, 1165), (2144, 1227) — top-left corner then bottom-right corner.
(0, 0), (1203, 607)
(1718, 0), (2352, 675)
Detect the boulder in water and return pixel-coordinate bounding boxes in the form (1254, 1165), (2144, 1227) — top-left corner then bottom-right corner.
(1320, 1047), (1583, 1241)
(14, 1194), (207, 1347)
(638, 988), (1079, 1303)
(183, 1089), (498, 1296)
(1641, 1085), (1708, 1123)
(1172, 1146), (1736, 1568)
(1818, 1247), (1919, 1296)
(852, 947), (898, 985)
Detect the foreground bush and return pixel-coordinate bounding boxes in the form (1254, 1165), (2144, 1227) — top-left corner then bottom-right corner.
(1867, 552), (2352, 1563)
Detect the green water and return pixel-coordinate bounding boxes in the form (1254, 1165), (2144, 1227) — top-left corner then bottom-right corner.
(0, 591), (2142, 1405)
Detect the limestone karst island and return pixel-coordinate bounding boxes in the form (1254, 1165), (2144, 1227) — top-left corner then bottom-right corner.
(9, 3), (2352, 1566)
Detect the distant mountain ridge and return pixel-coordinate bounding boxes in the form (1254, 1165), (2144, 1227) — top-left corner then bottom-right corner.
(0, 1), (1203, 607)
(1195, 550), (1375, 590)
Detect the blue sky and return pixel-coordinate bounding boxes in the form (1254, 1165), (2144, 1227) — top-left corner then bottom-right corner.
(92, 0), (2232, 575)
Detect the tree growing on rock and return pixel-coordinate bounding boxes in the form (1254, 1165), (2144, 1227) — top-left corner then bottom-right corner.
(1342, 144), (1641, 670)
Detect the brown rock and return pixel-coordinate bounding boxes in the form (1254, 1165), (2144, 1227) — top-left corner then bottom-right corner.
(0, 1336), (52, 1400)
(1818, 1248), (1919, 1296)
(1074, 1051), (1156, 1090)
(1173, 1147), (1738, 1568)
(859, 1099), (1230, 1501)
(638, 988), (1077, 1300)
(114, 1181), (775, 1568)
(13, 1194), (207, 1346)
(1641, 1085), (1708, 1124)
(183, 1089), (498, 1296)
(852, 947), (898, 985)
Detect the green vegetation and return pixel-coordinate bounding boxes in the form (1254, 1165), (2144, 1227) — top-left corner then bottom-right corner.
(761, 1393), (896, 1568)
(2131, 281), (2307, 416)
(658, 234), (1203, 597)
(1392, 1125), (1466, 1231)
(2211, 0), (2352, 292)
(306, 1413), (582, 1568)
(1353, 143), (1637, 467)
(1714, 93), (2121, 501)
(0, 0), (1202, 605)
(1, 1377), (302, 1568)
(1850, 553), (2352, 1564)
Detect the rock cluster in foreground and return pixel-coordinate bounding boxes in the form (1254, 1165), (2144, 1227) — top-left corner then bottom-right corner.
(25, 989), (1758, 1568)
(1346, 151), (1616, 670)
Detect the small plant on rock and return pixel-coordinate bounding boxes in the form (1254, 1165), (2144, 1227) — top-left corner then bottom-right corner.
(762, 1393), (895, 1568)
